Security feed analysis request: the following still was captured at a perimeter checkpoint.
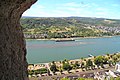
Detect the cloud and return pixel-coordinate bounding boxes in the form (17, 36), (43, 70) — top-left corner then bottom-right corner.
(23, 1), (100, 17)
(56, 2), (93, 14)
(52, 2), (100, 17)
(22, 1), (120, 19)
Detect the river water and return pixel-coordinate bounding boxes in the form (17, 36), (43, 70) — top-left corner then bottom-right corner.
(26, 36), (120, 64)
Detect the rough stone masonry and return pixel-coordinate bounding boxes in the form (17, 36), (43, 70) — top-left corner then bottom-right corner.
(0, 0), (37, 80)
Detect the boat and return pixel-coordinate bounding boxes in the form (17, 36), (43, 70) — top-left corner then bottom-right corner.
(55, 39), (75, 42)
(88, 54), (93, 57)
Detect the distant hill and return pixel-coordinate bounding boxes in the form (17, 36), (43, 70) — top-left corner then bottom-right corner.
(20, 17), (120, 39)
(21, 17), (120, 28)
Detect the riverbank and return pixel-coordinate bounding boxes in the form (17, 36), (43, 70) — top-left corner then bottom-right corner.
(26, 36), (113, 41)
(38, 52), (119, 65)
(28, 52), (120, 69)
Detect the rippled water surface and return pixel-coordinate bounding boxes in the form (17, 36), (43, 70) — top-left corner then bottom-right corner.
(26, 36), (120, 64)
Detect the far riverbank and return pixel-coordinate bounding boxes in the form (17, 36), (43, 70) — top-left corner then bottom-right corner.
(26, 36), (113, 41)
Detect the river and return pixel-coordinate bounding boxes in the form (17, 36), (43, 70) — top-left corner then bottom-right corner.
(26, 36), (120, 64)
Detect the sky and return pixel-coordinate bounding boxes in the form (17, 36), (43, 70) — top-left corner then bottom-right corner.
(22, 0), (120, 19)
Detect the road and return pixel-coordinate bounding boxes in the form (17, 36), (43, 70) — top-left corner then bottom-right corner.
(37, 67), (115, 80)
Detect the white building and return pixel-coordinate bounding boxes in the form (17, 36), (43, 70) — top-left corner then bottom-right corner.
(115, 62), (120, 72)
(104, 62), (120, 79)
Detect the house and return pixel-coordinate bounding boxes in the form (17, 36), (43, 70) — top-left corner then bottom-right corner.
(105, 62), (120, 79)
(115, 62), (120, 72)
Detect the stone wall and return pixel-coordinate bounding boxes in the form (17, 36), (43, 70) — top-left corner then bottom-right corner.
(0, 0), (37, 80)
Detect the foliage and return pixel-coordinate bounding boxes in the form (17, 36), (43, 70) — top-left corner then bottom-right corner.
(21, 17), (120, 29)
(20, 17), (120, 39)
(116, 77), (120, 80)
(81, 62), (85, 69)
(86, 59), (93, 67)
(94, 56), (108, 67)
(28, 70), (34, 75)
(60, 78), (94, 80)
(28, 68), (48, 75)
(60, 78), (70, 80)
(86, 59), (94, 70)
(50, 64), (58, 73)
(72, 61), (80, 69)
(37, 68), (48, 74)
(62, 63), (72, 71)
(77, 78), (94, 80)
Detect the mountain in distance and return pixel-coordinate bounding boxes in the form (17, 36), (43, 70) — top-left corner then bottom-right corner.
(21, 16), (120, 28)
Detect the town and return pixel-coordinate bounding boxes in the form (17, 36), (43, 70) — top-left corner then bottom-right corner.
(28, 52), (120, 80)
(21, 17), (120, 39)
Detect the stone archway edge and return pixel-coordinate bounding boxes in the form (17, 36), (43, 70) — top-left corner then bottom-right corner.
(0, 0), (37, 80)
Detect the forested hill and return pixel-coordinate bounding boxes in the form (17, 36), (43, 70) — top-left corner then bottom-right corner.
(21, 17), (120, 28)
(20, 17), (120, 39)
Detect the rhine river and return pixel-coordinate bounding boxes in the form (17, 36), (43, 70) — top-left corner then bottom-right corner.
(26, 36), (120, 64)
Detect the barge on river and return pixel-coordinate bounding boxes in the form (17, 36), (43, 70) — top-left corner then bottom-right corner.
(55, 39), (75, 42)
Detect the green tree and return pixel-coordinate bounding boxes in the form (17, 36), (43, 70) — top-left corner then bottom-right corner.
(28, 70), (34, 76)
(37, 68), (48, 74)
(86, 59), (93, 70)
(81, 62), (85, 70)
(73, 61), (80, 69)
(50, 64), (58, 74)
(77, 78), (94, 80)
(77, 78), (85, 80)
(60, 78), (70, 80)
(94, 56), (104, 68)
(63, 63), (72, 72)
(112, 55), (118, 62)
(116, 77), (120, 80)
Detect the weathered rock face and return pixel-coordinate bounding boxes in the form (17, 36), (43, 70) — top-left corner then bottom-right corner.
(0, 0), (37, 80)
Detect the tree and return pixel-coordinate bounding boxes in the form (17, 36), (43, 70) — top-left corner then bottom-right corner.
(108, 60), (113, 67)
(28, 70), (34, 76)
(94, 56), (108, 67)
(60, 78), (70, 80)
(86, 59), (93, 70)
(52, 61), (55, 64)
(103, 57), (108, 64)
(94, 56), (104, 68)
(77, 78), (94, 80)
(81, 62), (85, 70)
(73, 61), (80, 69)
(116, 77), (120, 80)
(106, 53), (110, 57)
(37, 68), (48, 74)
(77, 78), (85, 80)
(63, 63), (72, 72)
(112, 55), (118, 62)
(50, 64), (58, 74)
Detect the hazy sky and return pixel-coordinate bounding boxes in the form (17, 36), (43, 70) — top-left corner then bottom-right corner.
(22, 0), (120, 19)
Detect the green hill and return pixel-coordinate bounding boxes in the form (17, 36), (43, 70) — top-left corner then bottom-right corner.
(20, 17), (120, 39)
